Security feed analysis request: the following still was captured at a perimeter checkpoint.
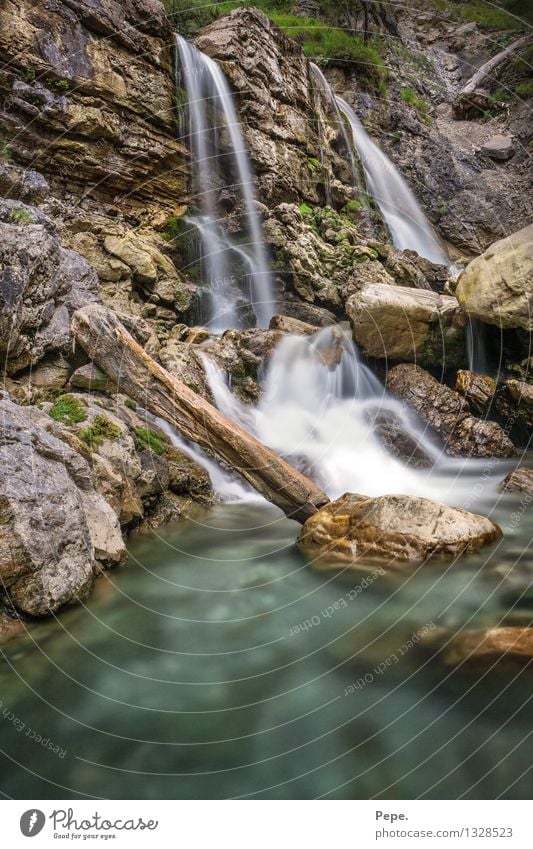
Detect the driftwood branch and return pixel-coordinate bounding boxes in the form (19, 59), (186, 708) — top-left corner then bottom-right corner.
(72, 304), (329, 523)
(454, 35), (531, 116)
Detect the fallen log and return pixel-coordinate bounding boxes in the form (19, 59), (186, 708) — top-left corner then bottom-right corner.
(72, 304), (329, 523)
(453, 34), (531, 117)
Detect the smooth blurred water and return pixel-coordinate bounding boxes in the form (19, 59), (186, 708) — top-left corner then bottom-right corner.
(1, 491), (532, 800)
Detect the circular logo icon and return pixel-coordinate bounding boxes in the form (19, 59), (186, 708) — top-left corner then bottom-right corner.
(20, 810), (46, 837)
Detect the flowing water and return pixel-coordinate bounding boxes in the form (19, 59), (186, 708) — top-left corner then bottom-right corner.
(1, 45), (529, 802)
(335, 97), (450, 266)
(175, 36), (274, 329)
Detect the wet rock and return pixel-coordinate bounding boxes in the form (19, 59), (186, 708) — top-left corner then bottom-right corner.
(347, 284), (466, 367)
(454, 370), (496, 416)
(279, 294), (337, 328)
(500, 467), (533, 495)
(370, 410), (432, 467)
(298, 492), (501, 567)
(455, 225), (533, 331)
(203, 328), (281, 403)
(196, 8), (353, 208)
(480, 135), (515, 162)
(269, 315), (317, 336)
(424, 627), (533, 668)
(0, 397), (125, 617)
(167, 447), (213, 502)
(387, 364), (515, 458)
(159, 331), (213, 401)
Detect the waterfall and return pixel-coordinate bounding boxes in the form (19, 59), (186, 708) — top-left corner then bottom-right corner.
(309, 63), (363, 202)
(175, 35), (275, 330)
(336, 97), (450, 266)
(200, 326), (495, 506)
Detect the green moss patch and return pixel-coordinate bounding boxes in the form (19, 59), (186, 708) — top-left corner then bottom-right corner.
(133, 427), (168, 456)
(81, 415), (121, 449)
(49, 394), (87, 425)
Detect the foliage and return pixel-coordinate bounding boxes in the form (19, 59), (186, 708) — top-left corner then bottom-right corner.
(133, 427), (168, 455)
(124, 398), (137, 411)
(81, 415), (121, 448)
(298, 202), (313, 216)
(9, 208), (34, 225)
(400, 87), (429, 115)
(0, 137), (12, 161)
(49, 394), (87, 425)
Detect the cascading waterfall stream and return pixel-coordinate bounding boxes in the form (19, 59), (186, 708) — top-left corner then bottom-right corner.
(200, 326), (501, 508)
(335, 97), (451, 266)
(175, 35), (274, 329)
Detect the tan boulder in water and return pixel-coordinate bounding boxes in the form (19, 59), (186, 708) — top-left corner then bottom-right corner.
(298, 493), (501, 567)
(346, 284), (466, 367)
(455, 225), (533, 331)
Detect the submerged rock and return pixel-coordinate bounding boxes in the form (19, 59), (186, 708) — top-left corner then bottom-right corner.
(347, 284), (466, 367)
(455, 225), (533, 331)
(0, 396), (125, 617)
(500, 467), (533, 495)
(423, 627), (533, 668)
(387, 364), (515, 458)
(298, 492), (501, 567)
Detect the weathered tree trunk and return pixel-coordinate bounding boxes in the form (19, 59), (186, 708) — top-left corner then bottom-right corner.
(453, 35), (531, 117)
(72, 304), (329, 523)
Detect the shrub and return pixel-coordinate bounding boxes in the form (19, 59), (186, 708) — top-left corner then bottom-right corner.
(81, 415), (121, 448)
(49, 394), (87, 425)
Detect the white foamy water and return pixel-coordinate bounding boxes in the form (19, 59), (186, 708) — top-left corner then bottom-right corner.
(200, 327), (504, 510)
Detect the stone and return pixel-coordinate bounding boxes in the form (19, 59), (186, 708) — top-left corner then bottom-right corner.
(69, 362), (115, 393)
(424, 627), (533, 668)
(0, 397), (125, 616)
(454, 370), (496, 415)
(0, 202), (98, 375)
(298, 492), (501, 567)
(269, 314), (317, 336)
(197, 8), (353, 208)
(387, 364), (515, 458)
(0, 0), (187, 213)
(455, 225), (533, 331)
(500, 467), (533, 495)
(480, 135), (515, 161)
(347, 284), (466, 367)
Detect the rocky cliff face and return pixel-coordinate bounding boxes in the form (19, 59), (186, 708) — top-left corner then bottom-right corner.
(196, 8), (355, 210)
(0, 0), (188, 212)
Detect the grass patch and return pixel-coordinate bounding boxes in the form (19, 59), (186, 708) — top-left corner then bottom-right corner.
(9, 208), (34, 225)
(81, 415), (121, 449)
(400, 87), (429, 115)
(49, 394), (87, 425)
(133, 427), (168, 455)
(298, 202), (313, 216)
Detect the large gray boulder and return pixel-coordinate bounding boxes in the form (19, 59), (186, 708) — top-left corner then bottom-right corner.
(0, 201), (99, 375)
(455, 225), (533, 331)
(298, 492), (501, 567)
(347, 283), (466, 367)
(0, 396), (124, 616)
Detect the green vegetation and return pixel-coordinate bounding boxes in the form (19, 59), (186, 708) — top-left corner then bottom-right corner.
(400, 87), (429, 116)
(133, 427), (168, 456)
(307, 155), (320, 172)
(47, 78), (71, 91)
(515, 78), (533, 97)
(81, 415), (121, 449)
(124, 398), (137, 411)
(49, 394), (87, 425)
(22, 68), (36, 83)
(0, 137), (12, 161)
(298, 202), (313, 217)
(9, 208), (34, 225)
